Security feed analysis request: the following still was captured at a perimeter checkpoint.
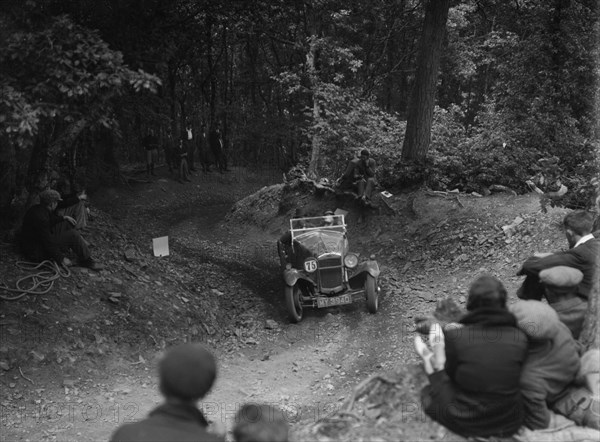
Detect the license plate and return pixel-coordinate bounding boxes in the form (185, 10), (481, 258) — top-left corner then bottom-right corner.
(317, 294), (352, 308)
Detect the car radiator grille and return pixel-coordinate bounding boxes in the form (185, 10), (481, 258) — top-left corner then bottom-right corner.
(318, 257), (343, 290)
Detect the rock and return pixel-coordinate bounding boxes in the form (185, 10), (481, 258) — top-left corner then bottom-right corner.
(63, 379), (77, 387)
(124, 249), (137, 262)
(264, 319), (278, 330)
(30, 351), (45, 362)
(0, 360), (10, 371)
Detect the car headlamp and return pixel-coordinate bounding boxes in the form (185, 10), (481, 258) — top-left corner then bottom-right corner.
(344, 253), (358, 269)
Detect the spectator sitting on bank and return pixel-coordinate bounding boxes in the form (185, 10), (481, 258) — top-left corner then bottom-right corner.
(110, 344), (223, 442)
(335, 149), (377, 206)
(517, 210), (599, 299)
(233, 403), (289, 442)
(415, 275), (528, 439)
(517, 211), (599, 339)
(55, 180), (89, 231)
(19, 189), (103, 271)
(508, 300), (580, 430)
(538, 266), (587, 339)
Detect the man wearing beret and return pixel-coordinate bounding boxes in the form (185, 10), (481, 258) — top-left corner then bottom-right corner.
(110, 344), (224, 442)
(336, 149), (377, 206)
(19, 189), (103, 270)
(517, 211), (599, 336)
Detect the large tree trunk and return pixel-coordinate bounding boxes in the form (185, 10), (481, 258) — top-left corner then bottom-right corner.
(401, 0), (450, 162)
(306, 35), (321, 180)
(580, 269), (600, 350)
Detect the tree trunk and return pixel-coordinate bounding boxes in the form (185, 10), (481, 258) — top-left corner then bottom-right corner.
(580, 272), (600, 350)
(401, 0), (450, 162)
(306, 35), (321, 180)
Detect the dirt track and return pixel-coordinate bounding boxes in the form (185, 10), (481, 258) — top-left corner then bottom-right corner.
(0, 166), (568, 441)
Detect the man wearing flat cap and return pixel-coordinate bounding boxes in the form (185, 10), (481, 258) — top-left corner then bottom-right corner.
(538, 266), (587, 339)
(110, 344), (224, 442)
(517, 211), (599, 337)
(19, 189), (103, 270)
(336, 149), (377, 206)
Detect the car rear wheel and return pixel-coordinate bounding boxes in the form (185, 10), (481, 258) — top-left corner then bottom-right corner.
(285, 284), (303, 323)
(365, 274), (378, 313)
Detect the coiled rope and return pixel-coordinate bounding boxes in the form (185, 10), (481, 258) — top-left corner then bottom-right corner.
(0, 260), (70, 301)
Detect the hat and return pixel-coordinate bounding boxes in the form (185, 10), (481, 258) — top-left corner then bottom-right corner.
(159, 344), (217, 400)
(323, 210), (334, 216)
(509, 300), (561, 340)
(360, 149), (370, 157)
(539, 266), (583, 290)
(39, 189), (62, 205)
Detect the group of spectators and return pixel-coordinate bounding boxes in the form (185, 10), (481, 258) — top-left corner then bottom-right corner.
(415, 210), (599, 438)
(143, 125), (227, 184)
(109, 344), (289, 442)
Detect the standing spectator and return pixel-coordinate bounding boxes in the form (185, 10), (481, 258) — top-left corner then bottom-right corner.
(19, 189), (103, 270)
(209, 126), (226, 174)
(143, 130), (159, 177)
(177, 134), (191, 183)
(109, 344), (223, 442)
(186, 126), (197, 172)
(233, 404), (289, 442)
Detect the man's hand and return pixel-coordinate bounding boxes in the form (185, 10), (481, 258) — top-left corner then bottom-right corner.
(61, 257), (72, 267)
(64, 215), (77, 226)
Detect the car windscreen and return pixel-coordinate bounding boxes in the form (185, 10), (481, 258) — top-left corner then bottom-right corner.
(294, 230), (345, 256)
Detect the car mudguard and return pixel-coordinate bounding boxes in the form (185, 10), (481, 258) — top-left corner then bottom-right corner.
(358, 260), (380, 278)
(348, 260), (380, 284)
(283, 268), (317, 288)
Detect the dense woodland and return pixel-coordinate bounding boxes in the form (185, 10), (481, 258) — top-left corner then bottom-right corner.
(1, 0), (599, 223)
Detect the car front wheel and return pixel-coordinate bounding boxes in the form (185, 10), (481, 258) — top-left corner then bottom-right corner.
(285, 284), (303, 323)
(365, 274), (379, 313)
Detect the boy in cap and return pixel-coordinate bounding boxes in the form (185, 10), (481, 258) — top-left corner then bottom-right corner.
(517, 211), (598, 320)
(110, 344), (223, 442)
(539, 266), (587, 339)
(233, 403), (289, 442)
(336, 149), (377, 206)
(19, 189), (102, 270)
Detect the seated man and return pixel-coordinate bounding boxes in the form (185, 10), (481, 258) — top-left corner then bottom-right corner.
(509, 300), (580, 430)
(110, 344), (224, 442)
(336, 149), (377, 205)
(517, 211), (598, 338)
(538, 266), (587, 339)
(19, 189), (103, 270)
(415, 275), (528, 439)
(55, 180), (88, 231)
(233, 403), (289, 442)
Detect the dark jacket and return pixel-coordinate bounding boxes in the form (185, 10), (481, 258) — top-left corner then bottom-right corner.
(518, 238), (599, 299)
(109, 402), (223, 442)
(341, 157), (376, 183)
(422, 308), (528, 438)
(20, 204), (65, 263)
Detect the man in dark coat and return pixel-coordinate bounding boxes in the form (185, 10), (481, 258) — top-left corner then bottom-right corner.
(417, 275), (528, 438)
(110, 344), (224, 442)
(336, 149), (377, 205)
(517, 211), (599, 337)
(518, 210), (599, 300)
(20, 189), (102, 270)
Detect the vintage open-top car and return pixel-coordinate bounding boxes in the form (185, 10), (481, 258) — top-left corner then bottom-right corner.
(277, 214), (380, 322)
